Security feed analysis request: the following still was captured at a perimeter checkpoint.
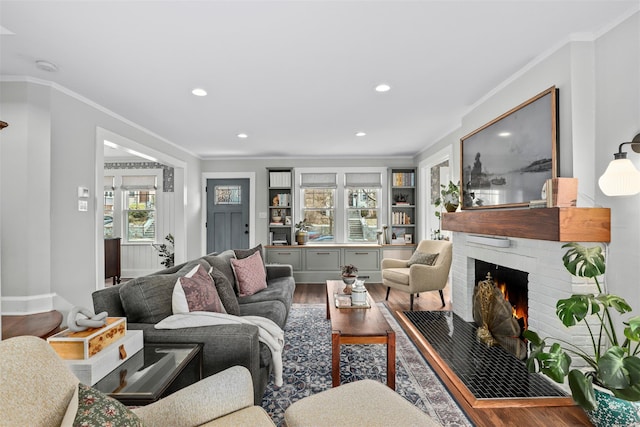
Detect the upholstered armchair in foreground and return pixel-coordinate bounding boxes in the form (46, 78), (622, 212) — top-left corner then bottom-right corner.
(381, 239), (453, 310)
(0, 336), (275, 427)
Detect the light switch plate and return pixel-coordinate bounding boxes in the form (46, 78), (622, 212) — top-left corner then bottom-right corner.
(78, 200), (88, 212)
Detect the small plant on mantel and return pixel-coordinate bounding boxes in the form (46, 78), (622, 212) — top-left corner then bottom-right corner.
(523, 243), (640, 418)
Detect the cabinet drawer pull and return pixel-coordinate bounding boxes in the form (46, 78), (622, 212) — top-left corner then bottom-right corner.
(277, 252), (292, 255)
(315, 252), (331, 255)
(354, 252), (369, 255)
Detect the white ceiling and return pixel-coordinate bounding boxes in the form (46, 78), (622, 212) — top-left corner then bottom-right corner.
(1, 1), (638, 160)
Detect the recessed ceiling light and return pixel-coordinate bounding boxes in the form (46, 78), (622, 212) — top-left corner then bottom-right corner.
(35, 60), (58, 72)
(237, 133), (248, 139)
(375, 83), (391, 93)
(356, 132), (366, 137)
(498, 132), (511, 137)
(192, 88), (207, 97)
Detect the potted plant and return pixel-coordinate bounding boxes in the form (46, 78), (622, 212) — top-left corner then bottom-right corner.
(434, 180), (460, 213)
(152, 233), (174, 268)
(295, 221), (309, 245)
(433, 181), (460, 240)
(524, 242), (640, 426)
(340, 264), (358, 288)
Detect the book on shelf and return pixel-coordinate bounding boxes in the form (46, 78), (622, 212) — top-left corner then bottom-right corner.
(272, 193), (291, 207)
(392, 172), (415, 187)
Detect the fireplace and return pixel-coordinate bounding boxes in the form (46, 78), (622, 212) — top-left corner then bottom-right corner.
(474, 260), (529, 334)
(450, 232), (598, 375)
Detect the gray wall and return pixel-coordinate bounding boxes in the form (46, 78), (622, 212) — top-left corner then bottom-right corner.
(415, 11), (640, 311)
(201, 157), (415, 248)
(0, 80), (202, 315)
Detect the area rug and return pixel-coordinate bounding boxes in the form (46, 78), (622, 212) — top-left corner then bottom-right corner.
(261, 303), (472, 426)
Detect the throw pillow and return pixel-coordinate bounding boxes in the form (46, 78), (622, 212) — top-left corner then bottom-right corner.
(119, 260), (208, 323)
(72, 383), (142, 427)
(209, 268), (241, 315)
(407, 251), (439, 267)
(233, 243), (263, 260)
(230, 251), (267, 297)
(172, 264), (227, 314)
(202, 250), (238, 293)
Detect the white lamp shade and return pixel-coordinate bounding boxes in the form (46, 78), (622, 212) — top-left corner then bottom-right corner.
(598, 158), (640, 196)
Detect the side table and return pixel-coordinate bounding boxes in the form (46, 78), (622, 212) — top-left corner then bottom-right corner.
(93, 343), (202, 405)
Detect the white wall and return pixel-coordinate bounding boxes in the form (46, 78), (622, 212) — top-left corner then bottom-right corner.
(594, 12), (640, 316)
(0, 79), (202, 316)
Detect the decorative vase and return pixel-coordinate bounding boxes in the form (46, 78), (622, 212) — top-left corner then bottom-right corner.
(296, 231), (308, 245)
(351, 279), (367, 305)
(586, 387), (640, 427)
(342, 275), (356, 294)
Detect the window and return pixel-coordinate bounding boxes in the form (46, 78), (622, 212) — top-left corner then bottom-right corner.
(124, 189), (156, 242)
(346, 188), (379, 242)
(300, 173), (337, 242)
(121, 175), (157, 242)
(104, 172), (161, 243)
(302, 188), (335, 242)
(345, 173), (381, 243)
(103, 176), (115, 238)
(298, 169), (383, 243)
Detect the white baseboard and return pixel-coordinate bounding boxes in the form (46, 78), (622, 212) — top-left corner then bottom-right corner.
(1, 293), (56, 315)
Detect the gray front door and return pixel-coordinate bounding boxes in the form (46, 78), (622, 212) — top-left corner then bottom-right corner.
(206, 178), (250, 253)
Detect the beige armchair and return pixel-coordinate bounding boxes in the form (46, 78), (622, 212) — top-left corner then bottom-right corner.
(381, 239), (453, 310)
(0, 335), (275, 427)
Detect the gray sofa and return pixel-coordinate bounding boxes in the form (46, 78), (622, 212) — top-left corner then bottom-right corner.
(92, 248), (295, 404)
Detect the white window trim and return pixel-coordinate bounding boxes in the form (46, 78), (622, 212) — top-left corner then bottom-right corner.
(295, 167), (387, 243)
(106, 169), (163, 245)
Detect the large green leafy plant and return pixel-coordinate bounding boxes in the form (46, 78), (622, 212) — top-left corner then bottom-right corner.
(524, 243), (640, 410)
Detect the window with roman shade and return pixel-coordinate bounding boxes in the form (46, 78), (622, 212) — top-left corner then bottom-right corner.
(300, 173), (337, 243)
(121, 175), (157, 242)
(345, 173), (381, 242)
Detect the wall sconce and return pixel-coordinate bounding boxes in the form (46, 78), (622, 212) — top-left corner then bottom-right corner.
(598, 133), (640, 196)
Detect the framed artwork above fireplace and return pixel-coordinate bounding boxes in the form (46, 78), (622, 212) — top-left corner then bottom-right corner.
(461, 86), (559, 210)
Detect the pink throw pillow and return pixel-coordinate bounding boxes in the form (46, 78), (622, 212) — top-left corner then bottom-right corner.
(173, 264), (227, 314)
(231, 251), (267, 297)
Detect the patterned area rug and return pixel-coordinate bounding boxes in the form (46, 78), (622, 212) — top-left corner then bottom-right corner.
(261, 303), (472, 426)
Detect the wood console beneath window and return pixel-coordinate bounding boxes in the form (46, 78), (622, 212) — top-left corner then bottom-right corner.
(441, 207), (610, 242)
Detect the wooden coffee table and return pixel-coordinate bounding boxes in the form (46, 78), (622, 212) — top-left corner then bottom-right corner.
(325, 280), (396, 389)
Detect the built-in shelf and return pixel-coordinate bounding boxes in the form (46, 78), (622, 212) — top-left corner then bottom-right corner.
(441, 207), (610, 242)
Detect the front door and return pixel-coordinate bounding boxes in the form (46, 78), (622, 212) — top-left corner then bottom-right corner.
(206, 178), (250, 253)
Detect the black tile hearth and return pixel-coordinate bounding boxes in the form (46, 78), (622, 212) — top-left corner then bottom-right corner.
(403, 310), (567, 400)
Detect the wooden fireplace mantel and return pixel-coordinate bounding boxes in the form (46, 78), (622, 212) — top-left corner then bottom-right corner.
(441, 207), (610, 242)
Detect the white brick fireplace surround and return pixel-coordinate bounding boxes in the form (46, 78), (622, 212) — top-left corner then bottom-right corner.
(450, 232), (598, 365)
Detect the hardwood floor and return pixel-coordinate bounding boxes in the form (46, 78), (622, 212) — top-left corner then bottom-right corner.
(294, 282), (593, 427)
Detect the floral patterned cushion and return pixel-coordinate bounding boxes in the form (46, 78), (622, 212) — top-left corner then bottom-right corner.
(231, 251), (267, 297)
(173, 264), (227, 314)
(73, 383), (142, 427)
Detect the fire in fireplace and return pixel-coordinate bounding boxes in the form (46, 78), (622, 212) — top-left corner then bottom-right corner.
(475, 260), (529, 334)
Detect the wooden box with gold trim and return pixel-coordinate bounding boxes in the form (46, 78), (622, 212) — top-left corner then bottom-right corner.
(47, 317), (126, 360)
